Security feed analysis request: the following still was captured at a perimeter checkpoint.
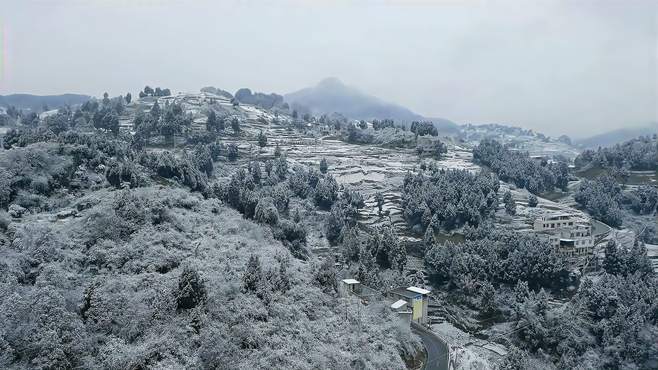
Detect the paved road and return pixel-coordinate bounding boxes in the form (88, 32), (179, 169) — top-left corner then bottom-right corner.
(411, 323), (449, 370)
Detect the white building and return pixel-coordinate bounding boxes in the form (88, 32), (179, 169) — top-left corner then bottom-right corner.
(533, 212), (577, 231)
(388, 286), (431, 325)
(534, 213), (595, 264)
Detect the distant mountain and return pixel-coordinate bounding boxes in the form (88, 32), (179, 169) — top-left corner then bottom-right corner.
(0, 93), (91, 112)
(285, 78), (458, 132)
(575, 123), (657, 149)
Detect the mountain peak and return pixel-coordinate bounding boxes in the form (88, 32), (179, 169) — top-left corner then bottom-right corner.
(284, 79), (457, 131)
(316, 77), (346, 90)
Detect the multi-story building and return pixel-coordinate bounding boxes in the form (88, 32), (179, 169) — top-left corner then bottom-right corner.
(533, 213), (595, 266)
(533, 212), (577, 231)
(544, 223), (594, 259)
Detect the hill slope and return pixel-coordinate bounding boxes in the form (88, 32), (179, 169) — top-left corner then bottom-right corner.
(575, 123), (657, 148)
(0, 93), (91, 111)
(285, 78), (457, 131)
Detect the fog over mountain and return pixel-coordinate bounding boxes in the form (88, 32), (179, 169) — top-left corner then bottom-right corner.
(575, 123), (658, 149)
(285, 78), (457, 130)
(286, 77), (423, 121)
(2, 1), (656, 137)
(1, 2), (658, 368)
(0, 94), (90, 112)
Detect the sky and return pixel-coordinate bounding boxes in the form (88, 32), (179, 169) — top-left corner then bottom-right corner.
(1, 0), (656, 137)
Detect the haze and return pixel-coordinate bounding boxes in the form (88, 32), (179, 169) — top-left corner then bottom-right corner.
(1, 0), (656, 137)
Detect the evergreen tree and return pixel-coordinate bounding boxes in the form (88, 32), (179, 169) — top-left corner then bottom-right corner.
(125, 92), (132, 104)
(231, 117), (241, 134)
(176, 267), (207, 311)
(479, 281), (496, 315)
(603, 240), (623, 275)
(257, 130), (267, 148)
(421, 207), (432, 228)
(206, 110), (218, 132)
(423, 226), (436, 249)
(386, 230), (406, 272)
(375, 192), (385, 215)
(227, 143), (239, 161)
(528, 194), (538, 207)
(150, 100), (161, 120)
(319, 157), (328, 174)
(504, 190), (516, 215)
(242, 255), (263, 293)
(313, 257), (337, 293)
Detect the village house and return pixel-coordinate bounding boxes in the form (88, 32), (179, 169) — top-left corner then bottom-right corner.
(388, 286), (431, 326)
(533, 212), (577, 231)
(533, 212), (595, 265)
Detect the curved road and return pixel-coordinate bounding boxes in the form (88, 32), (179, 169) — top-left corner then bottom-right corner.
(411, 323), (449, 370)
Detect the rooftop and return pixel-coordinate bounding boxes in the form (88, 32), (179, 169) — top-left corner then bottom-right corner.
(342, 279), (360, 285)
(407, 286), (431, 295)
(391, 300), (408, 310)
(389, 286), (431, 299)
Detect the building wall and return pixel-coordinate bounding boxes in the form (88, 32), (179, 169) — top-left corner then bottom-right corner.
(533, 216), (576, 231)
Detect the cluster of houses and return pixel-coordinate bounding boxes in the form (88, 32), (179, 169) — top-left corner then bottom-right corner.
(532, 212), (596, 267)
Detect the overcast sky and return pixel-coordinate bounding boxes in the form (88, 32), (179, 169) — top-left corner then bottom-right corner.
(1, 0), (656, 137)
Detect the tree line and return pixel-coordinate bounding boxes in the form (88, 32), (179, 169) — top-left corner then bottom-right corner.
(473, 138), (570, 194)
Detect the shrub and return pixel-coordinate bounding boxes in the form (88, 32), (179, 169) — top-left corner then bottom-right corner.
(314, 176), (339, 209)
(176, 267), (208, 311)
(254, 197), (279, 225)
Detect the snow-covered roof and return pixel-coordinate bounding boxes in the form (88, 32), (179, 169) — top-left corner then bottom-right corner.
(390, 300), (407, 310)
(407, 286), (430, 295)
(545, 212), (573, 219)
(342, 279), (359, 285)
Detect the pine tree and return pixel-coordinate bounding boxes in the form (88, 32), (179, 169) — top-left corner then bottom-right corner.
(313, 257), (337, 292)
(227, 143), (239, 161)
(257, 130), (267, 148)
(504, 190), (516, 215)
(423, 226), (436, 248)
(176, 267), (207, 311)
(206, 110), (218, 132)
(479, 281), (496, 315)
(421, 207), (432, 228)
(319, 157), (328, 174)
(150, 100), (160, 119)
(603, 240), (623, 275)
(242, 255), (263, 293)
(375, 192), (385, 215)
(231, 117), (241, 134)
(528, 194), (538, 207)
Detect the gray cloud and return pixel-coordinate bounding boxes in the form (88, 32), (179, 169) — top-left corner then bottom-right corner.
(1, 0), (656, 137)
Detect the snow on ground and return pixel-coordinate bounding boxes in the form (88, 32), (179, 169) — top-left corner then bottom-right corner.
(431, 322), (500, 369)
(453, 347), (493, 370)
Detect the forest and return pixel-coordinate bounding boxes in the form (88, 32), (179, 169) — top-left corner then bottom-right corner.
(575, 135), (658, 171)
(473, 138), (570, 194)
(1, 90), (656, 370)
(402, 168), (500, 234)
(0, 97), (421, 369)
